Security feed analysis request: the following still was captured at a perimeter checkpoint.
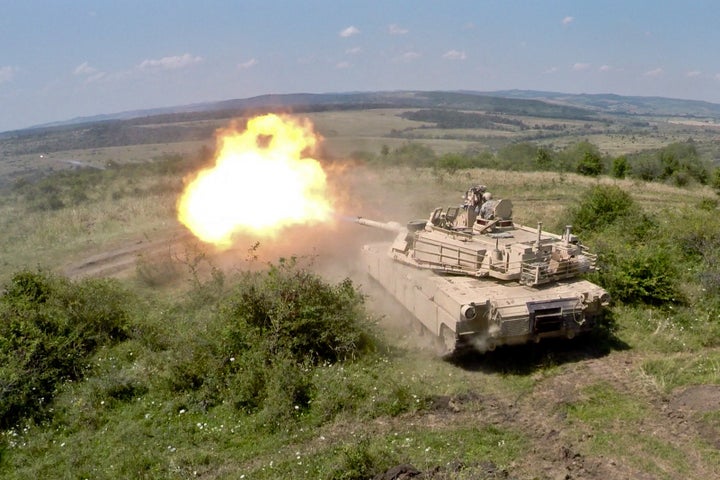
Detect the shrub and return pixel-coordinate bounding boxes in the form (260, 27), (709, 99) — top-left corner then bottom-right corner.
(556, 141), (603, 172)
(596, 245), (681, 306)
(219, 260), (374, 365)
(535, 147), (553, 170)
(628, 141), (709, 185)
(329, 437), (397, 480)
(711, 168), (720, 194)
(256, 353), (314, 430)
(576, 151), (604, 176)
(496, 142), (538, 170)
(612, 156), (629, 179)
(388, 143), (436, 168)
(436, 153), (471, 173)
(163, 259), (378, 426)
(565, 185), (636, 234)
(0, 271), (135, 428)
(135, 251), (183, 288)
(631, 155), (663, 181)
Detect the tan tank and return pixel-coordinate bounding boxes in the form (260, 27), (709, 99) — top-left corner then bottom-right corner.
(355, 188), (610, 354)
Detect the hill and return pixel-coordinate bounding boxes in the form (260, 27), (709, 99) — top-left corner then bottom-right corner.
(0, 158), (719, 479)
(9, 88), (720, 138)
(11, 91), (595, 133)
(488, 89), (720, 118)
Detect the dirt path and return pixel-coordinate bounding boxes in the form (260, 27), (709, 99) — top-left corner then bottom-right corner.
(374, 349), (720, 479)
(62, 229), (194, 279)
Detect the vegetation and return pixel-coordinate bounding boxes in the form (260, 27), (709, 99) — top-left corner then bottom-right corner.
(0, 271), (133, 428)
(0, 255), (437, 478)
(1, 99), (720, 478)
(399, 109), (527, 130)
(366, 137), (717, 191)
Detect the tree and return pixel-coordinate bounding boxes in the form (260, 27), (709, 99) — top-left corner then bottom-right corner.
(535, 147), (553, 170)
(576, 150), (603, 177)
(612, 156), (629, 179)
(567, 184), (636, 233)
(390, 143), (436, 168)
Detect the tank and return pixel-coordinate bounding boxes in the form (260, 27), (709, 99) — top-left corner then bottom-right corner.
(355, 188), (610, 355)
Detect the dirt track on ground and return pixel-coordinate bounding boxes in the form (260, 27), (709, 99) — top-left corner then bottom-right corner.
(364, 347), (720, 480)
(62, 229), (194, 279)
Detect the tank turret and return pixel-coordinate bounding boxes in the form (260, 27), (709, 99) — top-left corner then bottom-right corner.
(355, 189), (610, 355)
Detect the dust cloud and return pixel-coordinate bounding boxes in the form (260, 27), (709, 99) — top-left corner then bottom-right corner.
(201, 162), (444, 354)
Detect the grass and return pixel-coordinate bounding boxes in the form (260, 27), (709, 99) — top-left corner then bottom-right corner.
(2, 130), (720, 478)
(560, 382), (695, 479)
(563, 382), (647, 427)
(641, 352), (720, 392)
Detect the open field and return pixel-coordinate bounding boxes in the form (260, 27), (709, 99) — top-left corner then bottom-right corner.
(1, 101), (720, 479)
(3, 105), (720, 187)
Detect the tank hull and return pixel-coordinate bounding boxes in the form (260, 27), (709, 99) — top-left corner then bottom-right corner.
(360, 242), (607, 353)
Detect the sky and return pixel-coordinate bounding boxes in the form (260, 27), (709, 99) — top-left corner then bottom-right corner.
(1, 0), (720, 132)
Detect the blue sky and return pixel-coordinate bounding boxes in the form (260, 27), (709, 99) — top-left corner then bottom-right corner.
(1, 0), (719, 132)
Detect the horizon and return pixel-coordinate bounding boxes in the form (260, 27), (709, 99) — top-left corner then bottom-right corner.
(12, 88), (720, 134)
(2, 1), (720, 132)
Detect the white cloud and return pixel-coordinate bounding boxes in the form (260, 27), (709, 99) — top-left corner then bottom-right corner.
(543, 67), (558, 74)
(572, 62), (591, 71)
(73, 62), (97, 76)
(599, 65), (612, 72)
(644, 67), (663, 77)
(345, 47), (362, 55)
(398, 51), (421, 62)
(388, 24), (408, 35)
(562, 16), (574, 25)
(336, 61), (352, 69)
(238, 58), (258, 69)
(443, 50), (467, 61)
(72, 62), (106, 83)
(87, 72), (107, 83)
(0, 66), (18, 84)
(686, 70), (702, 77)
(339, 26), (360, 38)
(138, 53), (203, 70)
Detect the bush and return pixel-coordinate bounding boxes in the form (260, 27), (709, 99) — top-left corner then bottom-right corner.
(566, 185), (637, 234)
(256, 353), (314, 430)
(711, 168), (720, 194)
(535, 147), (553, 170)
(631, 155), (663, 181)
(219, 260), (374, 365)
(628, 141), (709, 185)
(576, 151), (604, 176)
(612, 156), (629, 179)
(496, 142), (538, 170)
(162, 259), (378, 427)
(0, 271), (134, 428)
(436, 153), (472, 173)
(598, 245), (681, 306)
(387, 143), (436, 168)
(329, 437), (397, 480)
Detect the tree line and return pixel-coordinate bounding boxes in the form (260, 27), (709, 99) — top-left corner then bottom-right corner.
(363, 139), (720, 191)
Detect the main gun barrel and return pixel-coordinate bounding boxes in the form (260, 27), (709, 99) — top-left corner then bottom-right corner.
(355, 217), (405, 233)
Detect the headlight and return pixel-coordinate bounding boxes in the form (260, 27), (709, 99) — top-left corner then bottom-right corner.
(461, 304), (477, 320)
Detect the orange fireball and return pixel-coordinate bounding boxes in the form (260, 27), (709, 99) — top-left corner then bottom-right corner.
(177, 114), (333, 247)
